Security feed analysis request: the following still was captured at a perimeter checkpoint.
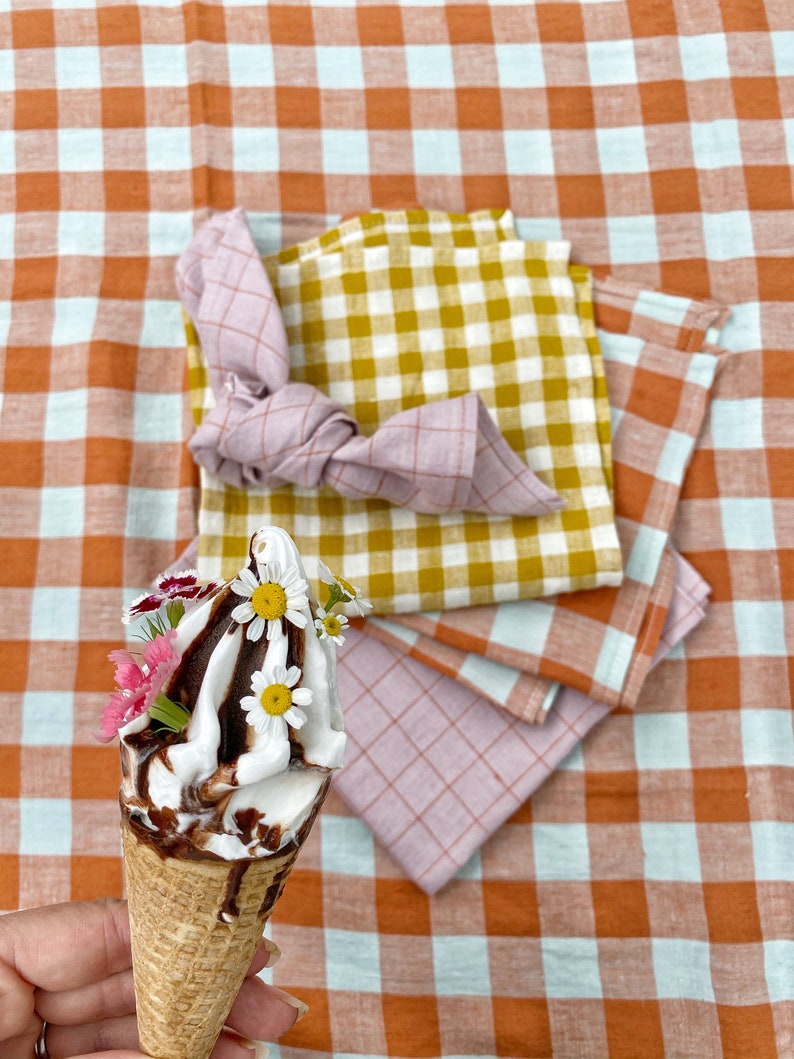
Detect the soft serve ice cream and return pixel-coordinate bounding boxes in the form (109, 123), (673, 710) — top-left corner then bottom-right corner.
(112, 526), (347, 864)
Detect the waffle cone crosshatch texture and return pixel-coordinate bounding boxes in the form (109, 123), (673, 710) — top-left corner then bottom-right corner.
(2, 0), (792, 1056)
(122, 822), (298, 1059)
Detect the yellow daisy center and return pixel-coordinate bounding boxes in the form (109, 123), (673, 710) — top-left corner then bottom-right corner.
(337, 575), (356, 599)
(251, 582), (287, 621)
(259, 683), (293, 716)
(322, 614), (342, 637)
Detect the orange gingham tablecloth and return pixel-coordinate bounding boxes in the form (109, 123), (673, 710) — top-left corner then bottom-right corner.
(1, 2), (793, 1057)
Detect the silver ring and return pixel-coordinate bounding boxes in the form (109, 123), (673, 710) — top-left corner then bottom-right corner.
(34, 1021), (50, 1059)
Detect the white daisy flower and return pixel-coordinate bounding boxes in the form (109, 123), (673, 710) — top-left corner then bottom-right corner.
(230, 561), (309, 641)
(314, 606), (349, 646)
(317, 560), (373, 617)
(240, 664), (312, 735)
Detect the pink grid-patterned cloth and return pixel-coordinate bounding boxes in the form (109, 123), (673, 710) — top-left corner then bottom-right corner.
(336, 557), (708, 893)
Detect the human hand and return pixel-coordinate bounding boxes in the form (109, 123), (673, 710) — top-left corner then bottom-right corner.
(0, 898), (303, 1058)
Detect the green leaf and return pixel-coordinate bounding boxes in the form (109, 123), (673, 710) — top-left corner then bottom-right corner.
(138, 613), (168, 642)
(148, 694), (191, 733)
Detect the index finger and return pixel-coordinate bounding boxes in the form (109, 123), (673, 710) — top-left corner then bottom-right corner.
(65, 1050), (150, 1059)
(67, 1053), (151, 1058)
(0, 899), (132, 993)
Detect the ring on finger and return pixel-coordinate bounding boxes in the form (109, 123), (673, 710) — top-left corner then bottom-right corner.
(34, 1021), (50, 1059)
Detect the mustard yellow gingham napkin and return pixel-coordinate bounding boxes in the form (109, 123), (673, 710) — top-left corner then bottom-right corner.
(186, 209), (621, 613)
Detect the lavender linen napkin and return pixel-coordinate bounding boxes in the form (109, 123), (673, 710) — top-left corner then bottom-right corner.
(334, 565), (709, 893)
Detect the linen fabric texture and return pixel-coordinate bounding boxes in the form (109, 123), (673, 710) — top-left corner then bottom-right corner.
(380, 277), (729, 714)
(184, 208), (622, 614)
(369, 547), (709, 724)
(178, 210), (566, 518)
(334, 561), (709, 894)
(4, 1), (792, 1054)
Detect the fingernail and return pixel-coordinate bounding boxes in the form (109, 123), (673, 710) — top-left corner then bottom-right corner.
(262, 937), (281, 967)
(269, 984), (309, 1022)
(245, 1043), (271, 1059)
(232, 1035), (270, 1059)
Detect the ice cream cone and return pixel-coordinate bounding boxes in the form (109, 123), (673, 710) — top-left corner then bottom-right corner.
(122, 806), (315, 1059)
(106, 528), (348, 1058)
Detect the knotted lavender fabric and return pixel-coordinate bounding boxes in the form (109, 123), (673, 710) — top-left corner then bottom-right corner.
(176, 209), (565, 517)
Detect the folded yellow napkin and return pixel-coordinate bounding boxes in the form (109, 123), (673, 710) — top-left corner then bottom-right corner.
(187, 208), (621, 613)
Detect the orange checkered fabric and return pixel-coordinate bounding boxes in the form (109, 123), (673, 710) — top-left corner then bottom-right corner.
(1, 1), (792, 1056)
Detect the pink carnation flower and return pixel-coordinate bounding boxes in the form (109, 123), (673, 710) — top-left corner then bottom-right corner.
(96, 629), (181, 742)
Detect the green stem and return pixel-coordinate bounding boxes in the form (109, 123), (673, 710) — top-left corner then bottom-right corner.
(324, 585), (350, 611)
(165, 600), (185, 628)
(148, 694), (191, 733)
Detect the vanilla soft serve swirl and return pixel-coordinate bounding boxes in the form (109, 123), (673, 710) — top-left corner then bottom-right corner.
(119, 527), (346, 861)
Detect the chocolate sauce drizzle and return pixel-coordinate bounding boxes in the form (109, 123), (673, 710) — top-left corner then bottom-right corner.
(220, 860), (250, 921)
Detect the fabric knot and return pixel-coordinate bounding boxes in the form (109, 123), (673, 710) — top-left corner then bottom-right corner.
(176, 208), (565, 518)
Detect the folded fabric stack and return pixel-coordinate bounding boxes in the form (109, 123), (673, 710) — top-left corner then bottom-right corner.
(180, 206), (622, 611)
(177, 207), (727, 893)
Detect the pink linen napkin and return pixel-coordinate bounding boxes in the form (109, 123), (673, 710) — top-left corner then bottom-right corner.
(334, 565), (709, 893)
(176, 208), (563, 518)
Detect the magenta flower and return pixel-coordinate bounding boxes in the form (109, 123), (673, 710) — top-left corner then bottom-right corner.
(123, 569), (223, 625)
(96, 630), (181, 742)
(155, 569), (223, 601)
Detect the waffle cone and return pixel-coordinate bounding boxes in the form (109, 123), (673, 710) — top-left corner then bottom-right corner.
(122, 816), (303, 1059)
